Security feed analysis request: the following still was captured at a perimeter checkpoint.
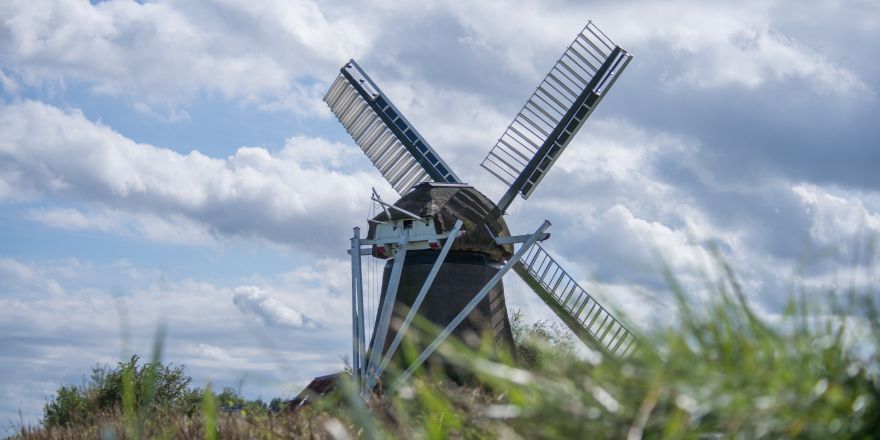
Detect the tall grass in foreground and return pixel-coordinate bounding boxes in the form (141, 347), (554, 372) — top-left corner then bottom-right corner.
(335, 265), (880, 439)
(15, 263), (880, 439)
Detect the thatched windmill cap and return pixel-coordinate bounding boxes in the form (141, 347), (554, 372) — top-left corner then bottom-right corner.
(367, 182), (513, 261)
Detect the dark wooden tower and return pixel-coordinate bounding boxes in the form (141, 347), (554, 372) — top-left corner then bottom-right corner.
(366, 183), (515, 364)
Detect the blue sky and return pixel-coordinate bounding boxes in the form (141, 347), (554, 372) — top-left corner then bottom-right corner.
(1, 0), (879, 431)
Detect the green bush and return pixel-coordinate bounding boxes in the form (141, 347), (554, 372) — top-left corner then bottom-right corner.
(510, 308), (577, 367)
(42, 385), (90, 428)
(42, 356), (201, 428)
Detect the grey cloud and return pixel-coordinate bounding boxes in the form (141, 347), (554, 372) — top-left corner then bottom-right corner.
(499, 104), (877, 315)
(2, 0), (875, 313)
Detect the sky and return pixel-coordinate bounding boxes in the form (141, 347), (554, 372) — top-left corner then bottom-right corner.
(1, 0), (879, 431)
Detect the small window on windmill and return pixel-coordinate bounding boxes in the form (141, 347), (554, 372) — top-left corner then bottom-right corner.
(403, 219), (413, 229)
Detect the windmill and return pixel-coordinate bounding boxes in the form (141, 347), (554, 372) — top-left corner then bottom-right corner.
(325, 21), (636, 393)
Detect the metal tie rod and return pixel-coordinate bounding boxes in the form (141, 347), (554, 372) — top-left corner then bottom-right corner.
(494, 232), (551, 245)
(363, 227), (409, 393)
(369, 219), (465, 387)
(389, 220), (552, 393)
(371, 193), (423, 221)
(372, 187), (392, 220)
(350, 227), (367, 386)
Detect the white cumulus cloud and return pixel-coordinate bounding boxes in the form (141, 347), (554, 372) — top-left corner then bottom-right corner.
(232, 285), (314, 329)
(0, 0), (372, 113)
(794, 184), (880, 252)
(0, 100), (388, 251)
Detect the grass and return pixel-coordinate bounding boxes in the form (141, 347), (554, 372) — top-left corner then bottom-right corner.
(11, 255), (880, 439)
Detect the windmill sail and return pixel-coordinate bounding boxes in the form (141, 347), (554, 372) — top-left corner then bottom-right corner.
(482, 22), (632, 212)
(514, 243), (638, 358)
(325, 60), (461, 195)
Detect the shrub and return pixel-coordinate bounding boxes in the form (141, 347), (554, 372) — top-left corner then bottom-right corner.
(42, 356), (201, 428)
(510, 308), (577, 367)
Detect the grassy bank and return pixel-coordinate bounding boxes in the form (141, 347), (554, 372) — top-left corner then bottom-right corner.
(12, 264), (880, 439)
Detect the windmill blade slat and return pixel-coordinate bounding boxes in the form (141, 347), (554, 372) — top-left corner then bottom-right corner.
(382, 152), (409, 181)
(569, 44), (600, 73)
(526, 98), (561, 127)
(376, 143), (409, 176)
(390, 160), (418, 183)
(563, 51), (595, 76)
(558, 59), (589, 85)
(483, 22), (632, 212)
(389, 155), (421, 184)
(577, 35), (609, 64)
(534, 84), (569, 116)
(349, 113), (374, 139)
(482, 158), (518, 185)
(560, 61), (591, 89)
(582, 300), (599, 321)
(542, 76), (576, 104)
(506, 129), (539, 154)
(324, 60), (461, 195)
(354, 118), (382, 143)
(363, 131), (394, 158)
(523, 110), (553, 136)
(340, 100), (368, 126)
(374, 139), (407, 169)
(585, 24), (615, 52)
(332, 93), (360, 123)
(499, 138), (531, 164)
(513, 243), (637, 358)
(547, 71), (579, 99)
(325, 75), (349, 103)
(369, 137), (397, 168)
(400, 164), (432, 190)
(609, 326), (625, 349)
(517, 114), (551, 139)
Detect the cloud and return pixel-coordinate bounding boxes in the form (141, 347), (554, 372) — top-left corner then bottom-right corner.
(27, 207), (123, 233)
(0, 257), (65, 296)
(679, 27), (869, 96)
(427, 0), (871, 98)
(132, 102), (191, 123)
(1, 0), (867, 121)
(233, 286), (314, 329)
(0, 69), (19, 95)
(793, 184), (880, 254)
(27, 205), (228, 245)
(0, 256), (353, 429)
(0, 0), (372, 113)
(493, 110), (877, 322)
(606, 1), (871, 96)
(0, 100), (388, 252)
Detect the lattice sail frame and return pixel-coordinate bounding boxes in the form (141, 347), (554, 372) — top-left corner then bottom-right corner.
(324, 60), (461, 195)
(515, 243), (638, 357)
(482, 21), (633, 212)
